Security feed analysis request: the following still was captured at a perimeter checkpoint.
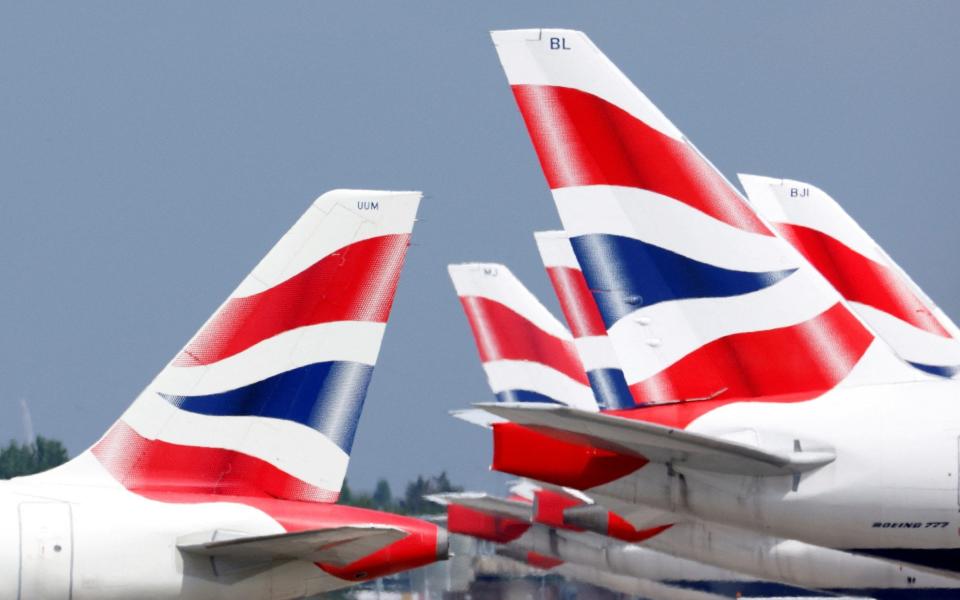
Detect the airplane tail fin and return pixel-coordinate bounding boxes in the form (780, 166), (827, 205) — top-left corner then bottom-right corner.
(740, 174), (960, 378)
(448, 263), (596, 410)
(534, 231), (634, 409)
(492, 29), (918, 405)
(87, 190), (421, 502)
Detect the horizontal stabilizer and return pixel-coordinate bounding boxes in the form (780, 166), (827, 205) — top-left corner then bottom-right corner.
(426, 492), (534, 522)
(478, 403), (834, 476)
(178, 525), (407, 566)
(450, 408), (507, 429)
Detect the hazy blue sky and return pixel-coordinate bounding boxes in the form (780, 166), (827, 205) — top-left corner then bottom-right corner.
(1, 2), (958, 493)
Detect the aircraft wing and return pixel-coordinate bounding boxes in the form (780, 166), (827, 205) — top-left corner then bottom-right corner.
(479, 403), (834, 476)
(426, 492), (534, 522)
(178, 525), (407, 566)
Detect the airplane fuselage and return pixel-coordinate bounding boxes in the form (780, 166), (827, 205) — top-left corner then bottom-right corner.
(0, 457), (443, 600)
(586, 379), (960, 571)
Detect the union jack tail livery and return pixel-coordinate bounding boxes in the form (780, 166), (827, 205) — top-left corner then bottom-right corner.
(534, 231), (634, 409)
(90, 189), (421, 502)
(483, 29), (960, 577)
(2, 190), (451, 599)
(448, 263), (595, 411)
(740, 174), (960, 378)
(491, 28), (918, 407)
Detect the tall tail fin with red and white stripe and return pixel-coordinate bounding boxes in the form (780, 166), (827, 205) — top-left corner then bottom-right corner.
(84, 190), (421, 502)
(492, 29), (919, 405)
(740, 174), (960, 378)
(534, 231), (634, 409)
(448, 263), (596, 411)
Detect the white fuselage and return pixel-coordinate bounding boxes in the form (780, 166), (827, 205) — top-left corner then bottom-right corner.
(640, 519), (960, 593)
(510, 517), (959, 596)
(505, 523), (755, 586)
(0, 460), (357, 600)
(589, 379), (960, 559)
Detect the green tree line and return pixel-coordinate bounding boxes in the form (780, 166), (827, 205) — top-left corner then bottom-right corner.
(339, 472), (461, 515)
(0, 436), (69, 479)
